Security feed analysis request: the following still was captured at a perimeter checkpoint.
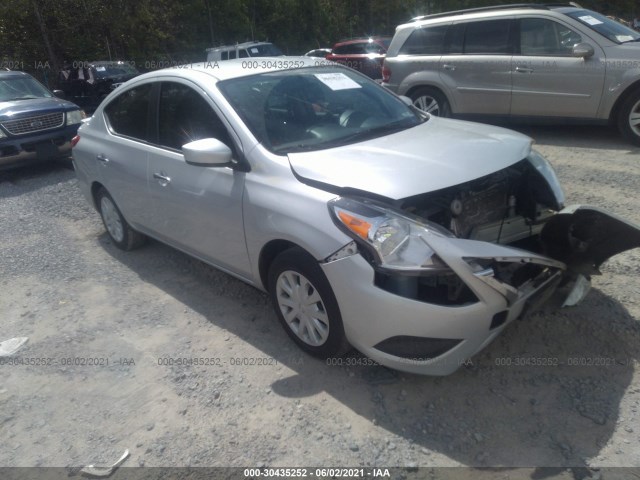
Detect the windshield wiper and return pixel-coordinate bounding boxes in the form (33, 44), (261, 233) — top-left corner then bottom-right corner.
(277, 120), (420, 154)
(324, 121), (417, 147)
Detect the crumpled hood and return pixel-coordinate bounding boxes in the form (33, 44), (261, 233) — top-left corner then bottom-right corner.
(288, 117), (533, 200)
(0, 97), (79, 119)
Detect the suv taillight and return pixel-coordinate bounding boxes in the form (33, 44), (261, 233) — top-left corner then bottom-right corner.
(71, 135), (80, 148)
(382, 64), (391, 83)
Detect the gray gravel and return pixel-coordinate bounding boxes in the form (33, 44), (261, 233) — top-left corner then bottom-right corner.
(1, 125), (640, 477)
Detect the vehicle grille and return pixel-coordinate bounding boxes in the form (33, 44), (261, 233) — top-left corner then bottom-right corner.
(1, 112), (64, 135)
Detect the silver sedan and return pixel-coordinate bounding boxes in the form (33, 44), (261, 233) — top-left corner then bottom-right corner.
(72, 57), (640, 375)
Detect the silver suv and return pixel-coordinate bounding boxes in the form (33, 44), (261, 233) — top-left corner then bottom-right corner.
(382, 4), (640, 145)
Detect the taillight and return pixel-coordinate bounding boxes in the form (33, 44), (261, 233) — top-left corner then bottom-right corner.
(382, 64), (391, 83)
(71, 135), (80, 148)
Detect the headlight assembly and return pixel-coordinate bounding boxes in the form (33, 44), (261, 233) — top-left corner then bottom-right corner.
(328, 197), (452, 273)
(527, 150), (565, 210)
(66, 109), (86, 125)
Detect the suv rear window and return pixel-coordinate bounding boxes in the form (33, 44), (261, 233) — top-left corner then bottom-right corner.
(464, 19), (512, 54)
(399, 24), (449, 55)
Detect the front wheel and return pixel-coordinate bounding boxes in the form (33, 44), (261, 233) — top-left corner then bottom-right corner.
(617, 89), (640, 146)
(409, 87), (451, 117)
(268, 248), (349, 358)
(96, 188), (146, 250)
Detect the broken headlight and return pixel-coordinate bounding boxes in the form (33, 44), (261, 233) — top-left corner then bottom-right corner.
(526, 150), (565, 210)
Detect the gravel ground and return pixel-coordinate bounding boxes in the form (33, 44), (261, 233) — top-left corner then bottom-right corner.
(1, 125), (640, 479)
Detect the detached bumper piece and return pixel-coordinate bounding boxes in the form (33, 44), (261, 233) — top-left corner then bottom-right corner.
(541, 205), (640, 276)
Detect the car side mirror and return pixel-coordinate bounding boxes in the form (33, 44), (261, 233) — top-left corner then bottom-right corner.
(398, 95), (413, 107)
(183, 138), (233, 166)
(572, 43), (594, 59)
(53, 89), (66, 99)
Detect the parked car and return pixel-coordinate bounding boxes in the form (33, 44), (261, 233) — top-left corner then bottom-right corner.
(304, 48), (332, 58)
(382, 4), (640, 145)
(206, 41), (284, 62)
(72, 58), (640, 375)
(0, 70), (84, 170)
(326, 37), (392, 79)
(57, 61), (140, 112)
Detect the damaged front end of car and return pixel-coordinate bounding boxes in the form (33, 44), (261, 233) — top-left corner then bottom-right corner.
(327, 150), (640, 322)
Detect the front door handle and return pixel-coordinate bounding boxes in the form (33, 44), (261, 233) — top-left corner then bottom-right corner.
(153, 172), (171, 186)
(442, 64), (456, 71)
(515, 66), (534, 73)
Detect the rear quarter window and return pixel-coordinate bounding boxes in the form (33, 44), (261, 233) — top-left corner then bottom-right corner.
(399, 24), (449, 55)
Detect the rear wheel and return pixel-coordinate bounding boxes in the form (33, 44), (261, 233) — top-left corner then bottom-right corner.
(96, 188), (146, 250)
(618, 89), (640, 146)
(409, 87), (451, 117)
(268, 248), (349, 358)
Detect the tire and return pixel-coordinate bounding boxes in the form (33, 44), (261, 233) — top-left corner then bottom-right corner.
(268, 247), (350, 358)
(96, 187), (146, 250)
(409, 87), (451, 117)
(618, 89), (640, 146)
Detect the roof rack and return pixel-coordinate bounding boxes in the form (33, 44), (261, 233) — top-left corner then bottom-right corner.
(411, 3), (582, 22)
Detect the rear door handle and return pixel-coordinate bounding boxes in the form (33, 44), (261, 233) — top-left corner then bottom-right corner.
(96, 154), (110, 164)
(442, 64), (456, 71)
(153, 172), (171, 186)
(515, 66), (534, 73)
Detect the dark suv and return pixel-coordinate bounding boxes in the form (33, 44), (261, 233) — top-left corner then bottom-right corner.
(326, 37), (392, 79)
(0, 71), (84, 170)
(57, 61), (140, 112)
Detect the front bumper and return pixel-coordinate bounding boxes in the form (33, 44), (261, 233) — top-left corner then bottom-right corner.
(322, 205), (640, 375)
(0, 124), (79, 170)
(322, 249), (561, 375)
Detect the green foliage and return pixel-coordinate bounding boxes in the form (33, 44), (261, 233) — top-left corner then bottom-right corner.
(1, 0), (637, 87)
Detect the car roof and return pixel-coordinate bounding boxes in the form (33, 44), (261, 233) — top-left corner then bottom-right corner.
(334, 36), (391, 46)
(88, 61), (133, 66)
(206, 41), (274, 52)
(133, 57), (329, 83)
(404, 3), (582, 28)
(0, 70), (32, 79)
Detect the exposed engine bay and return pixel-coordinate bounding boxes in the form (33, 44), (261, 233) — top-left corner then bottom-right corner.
(322, 153), (640, 309)
(395, 158), (561, 245)
(373, 158), (631, 308)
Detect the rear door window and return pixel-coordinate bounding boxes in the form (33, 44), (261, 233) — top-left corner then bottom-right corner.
(104, 83), (152, 141)
(463, 19), (512, 54)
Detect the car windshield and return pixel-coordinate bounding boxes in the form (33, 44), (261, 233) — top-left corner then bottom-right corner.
(0, 76), (52, 102)
(93, 64), (139, 79)
(565, 9), (640, 43)
(218, 67), (424, 154)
